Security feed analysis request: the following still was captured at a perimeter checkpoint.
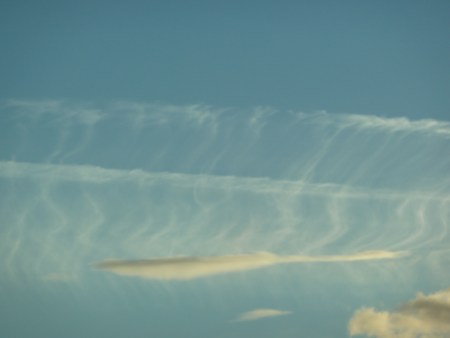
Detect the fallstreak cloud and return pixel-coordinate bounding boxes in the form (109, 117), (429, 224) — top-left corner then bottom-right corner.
(93, 251), (407, 280)
(1, 100), (449, 285)
(4, 99), (450, 137)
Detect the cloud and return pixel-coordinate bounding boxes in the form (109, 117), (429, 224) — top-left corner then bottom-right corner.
(349, 287), (450, 338)
(340, 114), (450, 136)
(1, 161), (446, 202)
(297, 111), (450, 137)
(233, 308), (291, 322)
(5, 99), (450, 137)
(4, 99), (105, 126)
(93, 250), (407, 281)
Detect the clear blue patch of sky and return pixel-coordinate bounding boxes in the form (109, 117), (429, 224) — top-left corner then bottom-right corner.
(1, 0), (449, 119)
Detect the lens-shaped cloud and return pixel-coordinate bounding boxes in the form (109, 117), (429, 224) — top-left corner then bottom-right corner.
(349, 287), (450, 338)
(233, 308), (292, 322)
(93, 250), (407, 281)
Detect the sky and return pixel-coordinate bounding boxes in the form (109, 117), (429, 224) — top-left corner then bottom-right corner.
(0, 1), (450, 338)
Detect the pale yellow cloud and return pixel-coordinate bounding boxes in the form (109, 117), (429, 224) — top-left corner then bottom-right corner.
(234, 308), (291, 322)
(93, 250), (406, 281)
(349, 287), (450, 338)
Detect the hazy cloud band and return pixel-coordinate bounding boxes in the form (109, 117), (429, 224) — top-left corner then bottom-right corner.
(0, 161), (445, 201)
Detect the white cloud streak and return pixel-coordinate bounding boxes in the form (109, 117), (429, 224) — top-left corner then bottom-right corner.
(349, 287), (450, 338)
(233, 308), (291, 322)
(93, 251), (407, 280)
(4, 99), (106, 126)
(297, 111), (450, 137)
(0, 161), (445, 201)
(4, 99), (450, 137)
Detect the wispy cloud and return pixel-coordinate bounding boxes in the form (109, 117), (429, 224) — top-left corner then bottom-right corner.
(297, 110), (450, 137)
(248, 107), (276, 135)
(349, 287), (450, 338)
(0, 161), (445, 201)
(233, 308), (291, 322)
(2, 101), (448, 284)
(93, 251), (406, 281)
(340, 114), (450, 136)
(4, 99), (450, 137)
(4, 99), (106, 126)
(111, 101), (222, 132)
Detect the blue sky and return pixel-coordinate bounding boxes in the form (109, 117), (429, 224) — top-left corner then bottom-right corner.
(1, 0), (450, 118)
(1, 2), (450, 338)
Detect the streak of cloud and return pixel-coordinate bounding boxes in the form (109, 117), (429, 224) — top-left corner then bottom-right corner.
(4, 99), (106, 126)
(93, 250), (407, 280)
(233, 308), (291, 322)
(4, 99), (450, 137)
(297, 110), (450, 137)
(0, 161), (446, 201)
(349, 287), (450, 338)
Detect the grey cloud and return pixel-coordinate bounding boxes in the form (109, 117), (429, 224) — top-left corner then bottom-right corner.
(400, 289), (450, 328)
(93, 250), (407, 281)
